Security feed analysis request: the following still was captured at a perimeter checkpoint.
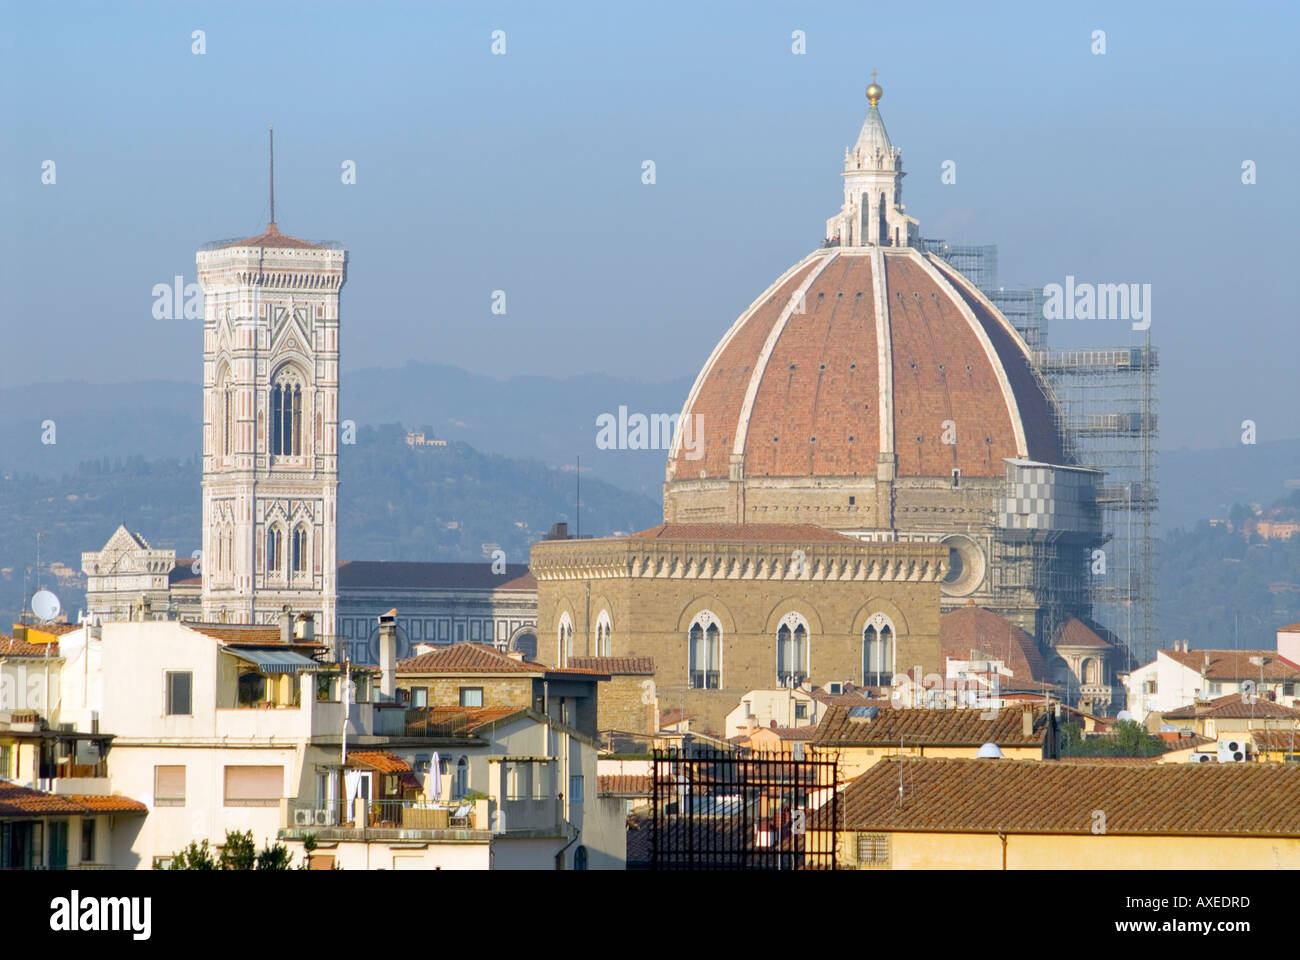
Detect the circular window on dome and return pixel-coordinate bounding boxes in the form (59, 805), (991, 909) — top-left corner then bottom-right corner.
(939, 534), (985, 598)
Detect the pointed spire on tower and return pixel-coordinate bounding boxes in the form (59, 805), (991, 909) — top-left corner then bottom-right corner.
(267, 124), (278, 234)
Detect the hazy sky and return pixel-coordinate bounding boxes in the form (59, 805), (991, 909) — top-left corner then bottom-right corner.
(2, 1), (1296, 452)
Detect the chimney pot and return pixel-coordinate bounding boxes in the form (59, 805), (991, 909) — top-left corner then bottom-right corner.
(279, 606), (293, 644)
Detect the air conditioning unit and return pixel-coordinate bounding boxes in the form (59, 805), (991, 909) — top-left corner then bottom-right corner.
(1217, 740), (1248, 763)
(293, 808), (313, 826)
(314, 809), (332, 826)
(1188, 752), (1216, 763)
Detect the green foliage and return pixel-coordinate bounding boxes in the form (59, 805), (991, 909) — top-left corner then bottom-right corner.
(164, 838), (216, 870)
(219, 829), (258, 870)
(1061, 718), (1165, 758)
(164, 830), (294, 870)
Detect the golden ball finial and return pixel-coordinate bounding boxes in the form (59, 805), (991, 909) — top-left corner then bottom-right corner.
(866, 68), (882, 106)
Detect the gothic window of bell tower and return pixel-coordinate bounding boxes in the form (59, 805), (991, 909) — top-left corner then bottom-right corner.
(291, 525), (308, 574)
(270, 367), (305, 458)
(267, 526), (282, 575)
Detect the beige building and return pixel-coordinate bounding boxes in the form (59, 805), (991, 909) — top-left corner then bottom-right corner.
(818, 756), (1300, 869)
(531, 522), (944, 735)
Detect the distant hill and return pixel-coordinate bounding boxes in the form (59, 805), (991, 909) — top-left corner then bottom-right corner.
(0, 424), (659, 626)
(0, 363), (694, 497)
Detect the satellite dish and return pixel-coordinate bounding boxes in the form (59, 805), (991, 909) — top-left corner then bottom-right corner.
(1116, 709), (1135, 723)
(976, 742), (1004, 759)
(31, 589), (61, 622)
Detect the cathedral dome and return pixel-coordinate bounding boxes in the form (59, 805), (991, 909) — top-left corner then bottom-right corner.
(665, 244), (1062, 485)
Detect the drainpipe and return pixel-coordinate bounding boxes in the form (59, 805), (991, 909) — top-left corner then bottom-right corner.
(998, 832), (1008, 870)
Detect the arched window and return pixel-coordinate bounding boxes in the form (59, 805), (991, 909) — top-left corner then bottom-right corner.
(688, 612), (721, 689)
(510, 629), (538, 661)
(453, 756), (468, 800)
(266, 527), (282, 575)
(218, 370), (233, 458)
(270, 368), (304, 457)
(595, 610), (612, 657)
(291, 525), (308, 574)
(776, 613), (809, 687)
(863, 613), (894, 687)
(573, 845), (588, 871)
(1084, 659), (1099, 686)
(557, 612), (573, 666)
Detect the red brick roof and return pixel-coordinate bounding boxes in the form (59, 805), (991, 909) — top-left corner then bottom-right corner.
(940, 607), (1051, 683)
(348, 751), (412, 774)
(0, 635), (62, 657)
(0, 782), (146, 817)
(1161, 649), (1300, 681)
(666, 248), (1061, 483)
(1163, 692), (1300, 721)
(186, 624), (289, 644)
(567, 656), (655, 675)
(67, 794), (149, 814)
(398, 642), (543, 675)
(811, 704), (1047, 747)
(820, 757), (1300, 837)
(220, 223), (322, 250)
(1051, 617), (1112, 649)
(630, 523), (863, 544)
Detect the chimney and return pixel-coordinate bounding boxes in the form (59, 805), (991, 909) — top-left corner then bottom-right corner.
(279, 606), (293, 644)
(1021, 706), (1034, 738)
(506, 650), (527, 662)
(294, 613), (315, 642)
(378, 610), (398, 700)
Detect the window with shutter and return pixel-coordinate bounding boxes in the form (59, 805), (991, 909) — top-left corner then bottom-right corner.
(856, 832), (890, 867)
(223, 765), (283, 806)
(154, 765), (186, 806)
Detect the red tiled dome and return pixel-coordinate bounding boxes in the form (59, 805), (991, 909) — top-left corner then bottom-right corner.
(667, 246), (1061, 482)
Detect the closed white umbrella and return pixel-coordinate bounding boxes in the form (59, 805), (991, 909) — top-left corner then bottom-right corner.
(428, 752), (442, 803)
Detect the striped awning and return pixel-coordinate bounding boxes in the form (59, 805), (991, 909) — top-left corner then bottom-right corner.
(227, 648), (323, 674)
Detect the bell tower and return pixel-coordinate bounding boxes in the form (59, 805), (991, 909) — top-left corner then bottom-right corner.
(196, 127), (346, 627)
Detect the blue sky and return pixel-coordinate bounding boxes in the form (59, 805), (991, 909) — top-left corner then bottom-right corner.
(1, 0), (1296, 451)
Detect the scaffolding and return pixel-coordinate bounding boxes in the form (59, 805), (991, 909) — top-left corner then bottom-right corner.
(925, 240), (1159, 667)
(1033, 336), (1159, 668)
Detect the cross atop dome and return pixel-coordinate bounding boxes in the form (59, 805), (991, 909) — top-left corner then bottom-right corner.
(825, 73), (918, 249)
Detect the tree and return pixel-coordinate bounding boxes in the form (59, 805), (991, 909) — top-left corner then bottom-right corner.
(1112, 719), (1150, 755)
(163, 829), (294, 870)
(165, 839), (216, 870)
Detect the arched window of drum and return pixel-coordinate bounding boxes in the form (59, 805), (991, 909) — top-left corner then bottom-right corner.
(266, 526), (282, 575)
(1084, 658), (1099, 686)
(688, 612), (721, 690)
(863, 613), (894, 687)
(776, 614), (809, 687)
(595, 610), (612, 657)
(270, 368), (304, 457)
(291, 525), (308, 574)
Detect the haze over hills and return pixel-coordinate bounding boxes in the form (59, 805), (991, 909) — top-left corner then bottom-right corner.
(0, 423), (660, 627)
(3, 366), (1298, 651)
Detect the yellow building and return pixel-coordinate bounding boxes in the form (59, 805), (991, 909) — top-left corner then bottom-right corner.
(818, 756), (1300, 869)
(809, 704), (1048, 779)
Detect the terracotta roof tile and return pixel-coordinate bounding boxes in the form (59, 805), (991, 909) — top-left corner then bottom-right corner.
(940, 607), (1050, 683)
(185, 624), (289, 644)
(220, 224), (322, 250)
(822, 757), (1300, 837)
(1250, 728), (1300, 752)
(811, 704), (1046, 747)
(67, 794), (149, 814)
(1160, 649), (1300, 681)
(1163, 692), (1300, 721)
(0, 783), (145, 816)
(397, 642), (542, 675)
(403, 706), (526, 737)
(0, 635), (62, 657)
(348, 751), (412, 774)
(1051, 617), (1113, 649)
(567, 656), (655, 675)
